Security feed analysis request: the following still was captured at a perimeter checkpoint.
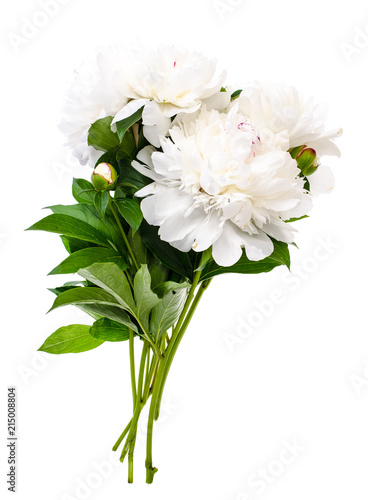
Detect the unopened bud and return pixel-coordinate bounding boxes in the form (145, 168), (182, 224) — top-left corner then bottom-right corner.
(290, 146), (319, 177)
(92, 163), (118, 190)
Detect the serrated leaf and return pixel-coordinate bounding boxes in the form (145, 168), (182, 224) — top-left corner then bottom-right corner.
(27, 214), (110, 246)
(78, 262), (135, 312)
(89, 318), (130, 342)
(72, 178), (96, 204)
(116, 108), (143, 141)
(134, 265), (160, 332)
(88, 116), (120, 152)
(115, 198), (143, 234)
(38, 325), (104, 354)
(151, 282), (190, 340)
(49, 247), (125, 275)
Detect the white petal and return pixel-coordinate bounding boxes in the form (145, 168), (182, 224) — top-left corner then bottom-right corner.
(159, 209), (205, 242)
(131, 160), (161, 183)
(140, 195), (166, 225)
(241, 230), (274, 261)
(151, 151), (180, 179)
(308, 165), (335, 195)
(136, 182), (165, 197)
(142, 101), (172, 147)
(203, 91), (231, 111)
(190, 212), (223, 252)
(212, 223), (243, 267)
(280, 193), (313, 220)
(136, 145), (156, 169)
(111, 99), (149, 125)
(262, 221), (296, 244)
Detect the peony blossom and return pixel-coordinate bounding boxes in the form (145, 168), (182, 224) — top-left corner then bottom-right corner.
(109, 43), (228, 147)
(60, 44), (228, 166)
(236, 82), (342, 157)
(59, 59), (106, 167)
(133, 105), (309, 266)
(235, 82), (342, 197)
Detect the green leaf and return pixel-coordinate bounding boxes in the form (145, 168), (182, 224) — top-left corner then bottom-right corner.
(27, 214), (110, 246)
(200, 240), (291, 281)
(117, 158), (151, 194)
(116, 130), (138, 160)
(89, 318), (130, 342)
(78, 262), (136, 312)
(116, 109), (143, 141)
(151, 282), (190, 340)
(60, 236), (97, 255)
(48, 284), (135, 325)
(88, 116), (120, 152)
(231, 89), (243, 100)
(47, 204), (124, 251)
(94, 190), (109, 219)
(80, 303), (137, 331)
(48, 287), (128, 314)
(195, 247), (212, 271)
(48, 281), (88, 294)
(128, 229), (148, 266)
(72, 178), (96, 204)
(285, 215), (309, 223)
(94, 145), (120, 169)
(115, 198), (143, 234)
(150, 260), (169, 289)
(134, 265), (160, 332)
(38, 325), (104, 354)
(140, 220), (194, 279)
(49, 247), (125, 275)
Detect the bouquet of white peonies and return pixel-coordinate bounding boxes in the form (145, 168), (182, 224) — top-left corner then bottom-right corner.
(28, 43), (341, 484)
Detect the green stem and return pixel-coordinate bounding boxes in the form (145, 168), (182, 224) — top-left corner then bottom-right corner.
(108, 195), (140, 272)
(121, 342), (148, 478)
(112, 418), (132, 452)
(113, 344), (160, 454)
(129, 330), (137, 410)
(145, 256), (211, 483)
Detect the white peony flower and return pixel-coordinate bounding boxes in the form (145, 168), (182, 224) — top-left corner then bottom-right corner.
(60, 44), (228, 165)
(59, 59), (107, 167)
(109, 43), (228, 147)
(133, 106), (309, 267)
(236, 82), (342, 157)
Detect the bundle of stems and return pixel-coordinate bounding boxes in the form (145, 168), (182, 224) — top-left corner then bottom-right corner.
(109, 194), (211, 483)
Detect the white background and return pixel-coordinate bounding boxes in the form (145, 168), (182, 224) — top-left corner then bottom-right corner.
(1, 0), (367, 499)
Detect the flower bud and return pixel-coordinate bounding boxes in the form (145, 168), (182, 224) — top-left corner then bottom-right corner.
(92, 163), (118, 190)
(290, 146), (319, 177)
